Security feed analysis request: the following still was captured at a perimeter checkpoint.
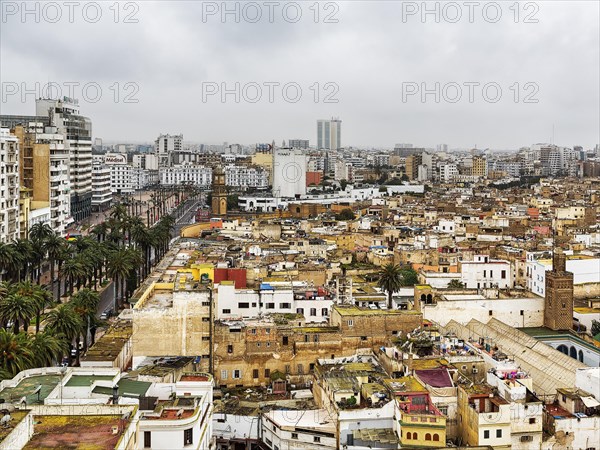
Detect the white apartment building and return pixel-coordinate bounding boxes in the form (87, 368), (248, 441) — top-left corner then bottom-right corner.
(216, 282), (333, 322)
(440, 164), (459, 183)
(225, 165), (269, 189)
(460, 255), (513, 289)
(29, 205), (51, 230)
(273, 149), (307, 198)
(526, 252), (600, 297)
(133, 153), (159, 170)
(159, 165), (212, 187)
(155, 133), (182, 167)
(334, 158), (353, 182)
(261, 409), (337, 450)
(0, 128), (20, 243)
(91, 161), (112, 211)
(29, 124), (72, 235)
(105, 153), (134, 194)
(36, 98), (93, 222)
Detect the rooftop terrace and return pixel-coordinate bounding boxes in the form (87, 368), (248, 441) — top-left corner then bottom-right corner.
(0, 374), (61, 404)
(23, 415), (130, 450)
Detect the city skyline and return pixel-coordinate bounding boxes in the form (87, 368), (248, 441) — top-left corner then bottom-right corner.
(1, 2), (598, 148)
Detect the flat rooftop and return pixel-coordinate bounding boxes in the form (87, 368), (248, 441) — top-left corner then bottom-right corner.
(333, 305), (420, 316)
(65, 375), (114, 387)
(0, 374), (61, 404)
(23, 415), (130, 450)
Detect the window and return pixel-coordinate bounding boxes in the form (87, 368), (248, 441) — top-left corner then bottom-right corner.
(265, 368), (270, 377)
(296, 308), (304, 314)
(144, 431), (151, 448)
(291, 433), (298, 439)
(310, 308), (317, 316)
(256, 343), (261, 347)
(283, 336), (288, 345)
(285, 365), (290, 374)
(322, 308), (328, 316)
(223, 309), (231, 314)
(184, 428), (193, 446)
(239, 302), (250, 309)
(347, 319), (354, 326)
(253, 369), (259, 378)
(521, 436), (533, 443)
(501, 270), (506, 279)
(433, 434), (439, 442)
(221, 370), (228, 380)
(227, 345), (233, 353)
(266, 303), (275, 309)
(265, 328), (270, 334)
(425, 433), (432, 441)
(496, 429), (502, 438)
(280, 303), (291, 309)
(313, 335), (319, 342)
(520, 310), (524, 316)
(202, 336), (210, 341)
(484, 430), (490, 439)
(313, 437), (321, 443)
(406, 432), (412, 439)
(361, 336), (367, 341)
(529, 418), (536, 424)
(250, 329), (256, 334)
(489, 310), (493, 316)
(233, 370), (241, 379)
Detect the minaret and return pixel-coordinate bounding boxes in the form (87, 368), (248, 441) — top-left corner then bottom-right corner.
(543, 247), (574, 331)
(211, 166), (227, 216)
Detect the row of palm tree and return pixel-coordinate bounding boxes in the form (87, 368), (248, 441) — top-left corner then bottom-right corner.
(0, 205), (175, 311)
(0, 288), (100, 380)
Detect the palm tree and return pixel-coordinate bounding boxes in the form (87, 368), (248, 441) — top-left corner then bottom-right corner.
(30, 331), (67, 367)
(44, 233), (65, 292)
(0, 242), (17, 282)
(0, 329), (34, 378)
(107, 248), (134, 311)
(44, 304), (83, 366)
(12, 239), (34, 281)
(377, 263), (404, 309)
(70, 289), (100, 355)
(60, 258), (85, 297)
(29, 222), (53, 283)
(0, 291), (36, 333)
(447, 279), (465, 289)
(14, 281), (52, 334)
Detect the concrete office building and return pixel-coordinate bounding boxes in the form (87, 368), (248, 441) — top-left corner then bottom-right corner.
(317, 118), (341, 150)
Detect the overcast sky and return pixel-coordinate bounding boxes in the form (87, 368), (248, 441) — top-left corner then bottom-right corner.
(1, 1), (598, 149)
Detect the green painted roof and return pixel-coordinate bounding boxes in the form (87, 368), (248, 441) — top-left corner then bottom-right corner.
(65, 375), (114, 387)
(92, 379), (151, 398)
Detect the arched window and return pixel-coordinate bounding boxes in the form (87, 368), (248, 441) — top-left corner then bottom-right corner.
(426, 294), (433, 304)
(420, 294), (426, 302)
(413, 432), (418, 440)
(296, 207), (301, 214)
(570, 346), (577, 359)
(406, 432), (412, 440)
(425, 433), (432, 441)
(578, 350), (583, 362)
(433, 434), (440, 441)
(557, 344), (568, 355)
